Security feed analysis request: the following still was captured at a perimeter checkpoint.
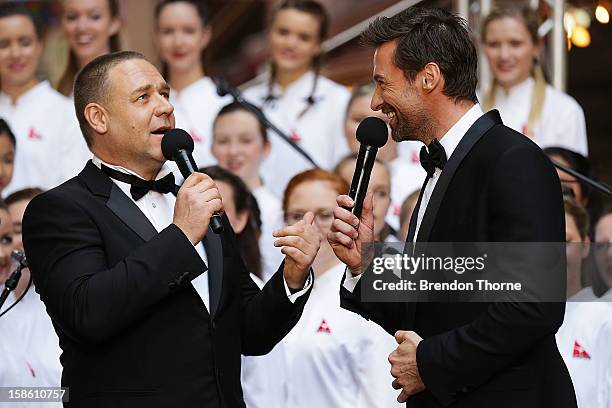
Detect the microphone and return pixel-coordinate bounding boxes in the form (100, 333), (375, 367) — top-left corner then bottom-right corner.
(161, 128), (224, 234)
(349, 117), (389, 218)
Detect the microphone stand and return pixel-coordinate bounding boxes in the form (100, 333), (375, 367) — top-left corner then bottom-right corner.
(551, 160), (612, 197)
(0, 250), (29, 316)
(214, 77), (319, 168)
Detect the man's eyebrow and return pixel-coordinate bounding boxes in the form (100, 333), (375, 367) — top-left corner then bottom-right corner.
(130, 84), (153, 97)
(130, 82), (170, 97)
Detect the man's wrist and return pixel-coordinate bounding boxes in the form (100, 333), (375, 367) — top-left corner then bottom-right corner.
(347, 264), (362, 276)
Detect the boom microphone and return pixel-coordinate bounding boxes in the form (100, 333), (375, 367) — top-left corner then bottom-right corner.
(349, 117), (389, 217)
(161, 128), (224, 234)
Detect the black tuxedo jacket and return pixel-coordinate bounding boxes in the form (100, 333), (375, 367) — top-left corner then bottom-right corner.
(22, 161), (311, 408)
(341, 111), (577, 408)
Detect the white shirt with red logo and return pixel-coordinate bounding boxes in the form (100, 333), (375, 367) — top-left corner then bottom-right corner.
(258, 262), (403, 408)
(243, 71), (351, 197)
(170, 77), (231, 168)
(556, 301), (612, 408)
(0, 81), (88, 195)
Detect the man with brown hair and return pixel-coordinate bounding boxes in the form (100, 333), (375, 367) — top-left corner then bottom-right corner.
(23, 51), (319, 408)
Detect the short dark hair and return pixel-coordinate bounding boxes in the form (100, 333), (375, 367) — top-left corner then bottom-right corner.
(74, 51), (146, 148)
(0, 2), (43, 39)
(5, 187), (44, 207)
(0, 118), (16, 148)
(361, 7), (478, 104)
(213, 102), (268, 144)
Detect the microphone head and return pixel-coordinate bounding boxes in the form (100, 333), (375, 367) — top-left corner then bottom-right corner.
(161, 128), (194, 161)
(356, 117), (388, 148)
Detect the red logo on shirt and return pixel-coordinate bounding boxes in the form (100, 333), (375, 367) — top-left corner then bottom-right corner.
(572, 340), (591, 359)
(289, 130), (301, 144)
(392, 204), (401, 216)
(189, 129), (202, 142)
(317, 319), (331, 334)
(411, 150), (420, 164)
(28, 128), (42, 140)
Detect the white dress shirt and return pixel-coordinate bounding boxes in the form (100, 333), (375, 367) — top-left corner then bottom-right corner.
(243, 262), (403, 408)
(0, 81), (89, 195)
(480, 77), (588, 156)
(243, 71), (351, 197)
(556, 301), (612, 408)
(92, 157), (309, 308)
(343, 104), (484, 292)
(171, 77), (231, 168)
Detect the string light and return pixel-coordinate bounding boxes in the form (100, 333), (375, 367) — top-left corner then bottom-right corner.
(571, 26), (591, 47)
(596, 5), (610, 24)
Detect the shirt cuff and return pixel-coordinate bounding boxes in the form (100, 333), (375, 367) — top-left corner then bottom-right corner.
(342, 265), (362, 293)
(283, 271), (313, 303)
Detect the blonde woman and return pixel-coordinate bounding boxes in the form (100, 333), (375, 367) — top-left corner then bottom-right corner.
(481, 3), (588, 156)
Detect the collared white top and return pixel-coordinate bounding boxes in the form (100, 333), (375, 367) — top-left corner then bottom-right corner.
(243, 71), (351, 196)
(170, 77), (231, 168)
(0, 287), (62, 408)
(482, 77), (588, 156)
(343, 104), (484, 292)
(556, 301), (612, 408)
(0, 81), (89, 195)
(252, 185), (284, 282)
(92, 157), (309, 308)
(245, 262), (403, 408)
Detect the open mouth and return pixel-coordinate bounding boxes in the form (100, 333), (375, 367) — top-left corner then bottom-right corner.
(151, 126), (172, 136)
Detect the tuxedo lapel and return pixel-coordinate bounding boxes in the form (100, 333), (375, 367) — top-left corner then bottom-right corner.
(106, 184), (158, 242)
(416, 110), (503, 242)
(203, 222), (225, 318)
(78, 160), (158, 242)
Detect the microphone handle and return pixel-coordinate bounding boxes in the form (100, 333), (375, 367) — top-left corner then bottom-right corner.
(349, 145), (378, 218)
(175, 150), (224, 234)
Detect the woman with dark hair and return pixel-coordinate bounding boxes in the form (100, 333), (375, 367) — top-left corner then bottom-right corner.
(56, 0), (121, 96)
(0, 2), (84, 194)
(212, 102), (284, 281)
(481, 3), (588, 156)
(155, 0), (229, 168)
(243, 0), (350, 197)
(200, 165), (263, 279)
(0, 118), (15, 195)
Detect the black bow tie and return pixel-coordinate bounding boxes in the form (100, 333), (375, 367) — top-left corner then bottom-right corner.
(101, 164), (177, 201)
(420, 139), (448, 178)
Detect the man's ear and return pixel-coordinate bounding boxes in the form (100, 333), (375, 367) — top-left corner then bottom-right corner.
(84, 103), (110, 135)
(421, 62), (442, 94)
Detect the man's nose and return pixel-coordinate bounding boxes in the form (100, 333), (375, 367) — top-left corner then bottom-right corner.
(371, 89), (383, 111)
(155, 96), (174, 116)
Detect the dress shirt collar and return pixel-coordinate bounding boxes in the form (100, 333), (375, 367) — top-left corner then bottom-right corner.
(92, 156), (174, 181)
(437, 103), (484, 160)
